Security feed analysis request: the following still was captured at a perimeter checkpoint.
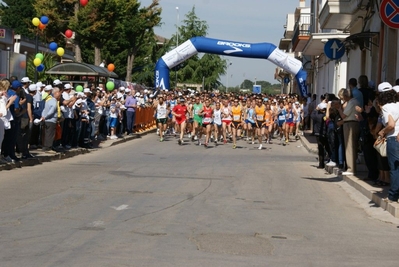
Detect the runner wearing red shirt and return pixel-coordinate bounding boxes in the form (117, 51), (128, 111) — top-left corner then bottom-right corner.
(172, 98), (188, 145)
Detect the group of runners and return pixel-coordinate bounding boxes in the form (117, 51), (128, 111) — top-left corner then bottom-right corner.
(153, 91), (305, 149)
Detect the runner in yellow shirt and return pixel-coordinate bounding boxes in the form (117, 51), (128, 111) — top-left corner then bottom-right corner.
(231, 98), (242, 149)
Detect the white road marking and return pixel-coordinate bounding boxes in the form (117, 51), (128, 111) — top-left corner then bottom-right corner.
(111, 205), (129, 211)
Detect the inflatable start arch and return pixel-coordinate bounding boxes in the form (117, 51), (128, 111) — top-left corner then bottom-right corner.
(155, 37), (307, 96)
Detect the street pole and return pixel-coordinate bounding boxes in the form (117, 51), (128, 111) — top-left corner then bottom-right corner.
(226, 61), (232, 93)
(34, 32), (38, 82)
(175, 6), (179, 90)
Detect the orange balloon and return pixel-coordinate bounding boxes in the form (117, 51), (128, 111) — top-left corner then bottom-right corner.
(38, 22), (46, 30)
(107, 63), (115, 72)
(19, 61), (26, 69)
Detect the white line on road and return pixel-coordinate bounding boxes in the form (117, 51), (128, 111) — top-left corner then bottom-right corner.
(111, 205), (130, 211)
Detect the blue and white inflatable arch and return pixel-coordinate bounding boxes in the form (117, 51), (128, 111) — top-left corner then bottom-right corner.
(155, 37), (307, 96)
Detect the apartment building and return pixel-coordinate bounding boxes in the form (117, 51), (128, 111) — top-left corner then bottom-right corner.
(278, 0), (399, 97)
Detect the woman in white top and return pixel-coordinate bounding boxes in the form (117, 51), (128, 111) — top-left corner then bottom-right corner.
(0, 80), (17, 163)
(377, 83), (399, 203)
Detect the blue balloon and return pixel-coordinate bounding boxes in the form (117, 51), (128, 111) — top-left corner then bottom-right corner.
(49, 42), (58, 51)
(40, 16), (49, 25)
(37, 64), (45, 72)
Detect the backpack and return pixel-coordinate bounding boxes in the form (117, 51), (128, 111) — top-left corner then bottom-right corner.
(33, 100), (45, 119)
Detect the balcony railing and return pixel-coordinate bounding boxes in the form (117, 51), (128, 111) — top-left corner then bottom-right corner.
(292, 13), (312, 47)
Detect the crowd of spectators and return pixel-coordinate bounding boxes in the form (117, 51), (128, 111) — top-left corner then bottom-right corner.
(0, 77), (154, 164)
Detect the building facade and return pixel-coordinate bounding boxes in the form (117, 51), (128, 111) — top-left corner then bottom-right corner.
(278, 0), (399, 98)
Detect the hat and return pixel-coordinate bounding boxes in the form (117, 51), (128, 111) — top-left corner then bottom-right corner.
(125, 88), (131, 92)
(75, 99), (83, 105)
(117, 93), (123, 99)
(318, 102), (328, 109)
(28, 84), (37, 92)
(135, 92), (140, 97)
(393, 85), (399, 93)
(53, 79), (62, 86)
(295, 101), (300, 105)
(83, 88), (91, 93)
(36, 82), (45, 88)
(119, 86), (125, 91)
(11, 80), (22, 89)
(77, 92), (85, 97)
(21, 77), (31, 83)
(64, 84), (73, 90)
(378, 82), (393, 92)
(179, 98), (185, 102)
(149, 94), (154, 98)
(144, 89), (148, 93)
(44, 85), (53, 91)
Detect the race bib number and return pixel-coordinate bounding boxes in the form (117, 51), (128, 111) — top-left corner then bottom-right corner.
(289, 114), (293, 119)
(233, 115), (240, 121)
(257, 115), (264, 121)
(279, 115), (285, 120)
(265, 118), (269, 122)
(203, 117), (212, 123)
(194, 109), (200, 115)
(214, 113), (220, 120)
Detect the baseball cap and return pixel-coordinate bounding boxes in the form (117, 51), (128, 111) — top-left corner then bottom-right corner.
(135, 92), (140, 97)
(125, 88), (131, 92)
(378, 82), (393, 92)
(36, 82), (44, 88)
(83, 88), (91, 93)
(119, 86), (125, 91)
(318, 102), (328, 109)
(11, 80), (22, 89)
(64, 84), (73, 90)
(21, 77), (32, 83)
(179, 98), (185, 102)
(393, 85), (399, 93)
(44, 85), (53, 91)
(28, 84), (37, 92)
(53, 79), (62, 86)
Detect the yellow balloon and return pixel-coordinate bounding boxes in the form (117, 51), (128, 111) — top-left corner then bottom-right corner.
(32, 17), (40, 27)
(33, 57), (42, 67)
(56, 47), (65, 57)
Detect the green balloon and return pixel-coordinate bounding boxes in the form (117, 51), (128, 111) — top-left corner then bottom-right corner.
(76, 85), (83, 92)
(35, 53), (44, 61)
(106, 81), (115, 91)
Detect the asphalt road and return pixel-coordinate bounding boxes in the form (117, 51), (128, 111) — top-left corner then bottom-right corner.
(1, 133), (399, 267)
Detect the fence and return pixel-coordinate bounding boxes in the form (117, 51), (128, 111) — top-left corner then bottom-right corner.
(135, 106), (156, 132)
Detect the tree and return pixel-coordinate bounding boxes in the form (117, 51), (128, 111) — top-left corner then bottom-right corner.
(1, 0), (36, 38)
(169, 6), (225, 90)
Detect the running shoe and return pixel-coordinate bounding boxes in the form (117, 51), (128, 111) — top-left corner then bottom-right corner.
(178, 139), (182, 145)
(160, 137), (164, 142)
(198, 140), (201, 146)
(204, 143), (208, 148)
(214, 140), (218, 145)
(223, 140), (227, 144)
(188, 133), (191, 139)
(156, 129), (160, 135)
(285, 139), (289, 144)
(233, 144), (236, 149)
(258, 144), (263, 150)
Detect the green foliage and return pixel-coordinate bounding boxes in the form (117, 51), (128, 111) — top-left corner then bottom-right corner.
(1, 0), (36, 38)
(27, 52), (59, 82)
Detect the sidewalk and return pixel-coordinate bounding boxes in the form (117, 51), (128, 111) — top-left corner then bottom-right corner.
(0, 127), (156, 172)
(299, 130), (399, 218)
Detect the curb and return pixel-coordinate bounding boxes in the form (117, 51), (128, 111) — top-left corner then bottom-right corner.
(0, 128), (156, 172)
(299, 135), (317, 154)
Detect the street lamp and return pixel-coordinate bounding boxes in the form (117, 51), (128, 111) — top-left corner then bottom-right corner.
(175, 6), (179, 89)
(226, 60), (232, 93)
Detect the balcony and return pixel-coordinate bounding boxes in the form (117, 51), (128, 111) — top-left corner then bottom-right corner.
(291, 13), (311, 52)
(319, 0), (369, 30)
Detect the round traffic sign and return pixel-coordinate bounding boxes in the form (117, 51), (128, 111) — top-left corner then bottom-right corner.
(380, 0), (399, 29)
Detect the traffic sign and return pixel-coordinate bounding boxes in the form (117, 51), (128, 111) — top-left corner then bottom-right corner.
(324, 39), (345, 60)
(380, 0), (399, 29)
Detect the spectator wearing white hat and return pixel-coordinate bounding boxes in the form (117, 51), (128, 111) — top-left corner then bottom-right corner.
(125, 87), (137, 135)
(41, 86), (61, 153)
(18, 84), (37, 159)
(60, 84), (76, 149)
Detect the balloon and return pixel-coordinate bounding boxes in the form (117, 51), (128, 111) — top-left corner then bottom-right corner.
(107, 63), (115, 72)
(76, 85), (83, 92)
(40, 16), (49, 25)
(65, 29), (73, 38)
(80, 0), (89, 6)
(37, 64), (45, 72)
(38, 22), (46, 30)
(33, 58), (42, 67)
(56, 47), (65, 57)
(35, 53), (44, 61)
(49, 42), (58, 51)
(32, 17), (40, 27)
(19, 61), (26, 69)
(106, 81), (115, 91)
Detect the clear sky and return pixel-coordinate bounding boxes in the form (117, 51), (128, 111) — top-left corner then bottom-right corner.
(140, 0), (307, 87)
